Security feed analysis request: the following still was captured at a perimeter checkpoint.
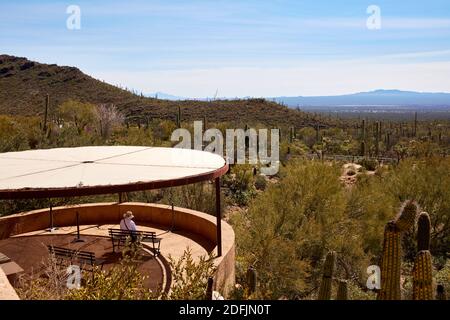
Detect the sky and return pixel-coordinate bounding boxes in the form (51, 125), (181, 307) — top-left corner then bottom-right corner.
(1, 0), (450, 98)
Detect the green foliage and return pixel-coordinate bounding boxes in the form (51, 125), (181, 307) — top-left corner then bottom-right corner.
(166, 248), (216, 300)
(0, 115), (28, 152)
(152, 119), (177, 141)
(297, 127), (317, 148)
(435, 260), (450, 298)
(223, 165), (256, 206)
(110, 126), (154, 146)
(16, 253), (70, 300)
(58, 100), (97, 134)
(67, 244), (155, 300)
(160, 182), (220, 216)
(233, 157), (450, 299)
(385, 158), (450, 261)
(231, 161), (367, 299)
(346, 280), (376, 300)
(358, 158), (378, 171)
(17, 243), (219, 301)
(254, 175), (267, 191)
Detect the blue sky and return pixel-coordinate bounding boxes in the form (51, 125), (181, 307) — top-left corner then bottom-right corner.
(1, 0), (450, 97)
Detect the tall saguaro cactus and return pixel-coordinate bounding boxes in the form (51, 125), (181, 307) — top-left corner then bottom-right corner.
(246, 266), (257, 295)
(316, 124), (320, 143)
(336, 280), (348, 300)
(289, 127), (295, 143)
(318, 251), (336, 300)
(378, 222), (402, 300)
(412, 251), (433, 300)
(386, 132), (391, 150)
(394, 200), (418, 232)
(375, 122), (380, 156)
(378, 201), (418, 300)
(414, 112), (418, 137)
(413, 212), (433, 300)
(417, 212), (431, 251)
(43, 93), (49, 132)
(360, 119), (367, 156)
(436, 285), (447, 300)
(176, 106), (181, 128)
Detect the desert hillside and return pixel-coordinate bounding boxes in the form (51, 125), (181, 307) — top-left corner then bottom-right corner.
(0, 54), (327, 127)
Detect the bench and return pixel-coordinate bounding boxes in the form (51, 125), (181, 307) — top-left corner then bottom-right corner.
(47, 245), (105, 272)
(108, 228), (161, 256)
(0, 252), (11, 264)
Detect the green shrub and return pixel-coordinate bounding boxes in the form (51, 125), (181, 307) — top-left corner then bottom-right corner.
(358, 158), (378, 171)
(166, 248), (216, 300)
(254, 175), (267, 191)
(231, 160), (368, 299)
(223, 165), (256, 206)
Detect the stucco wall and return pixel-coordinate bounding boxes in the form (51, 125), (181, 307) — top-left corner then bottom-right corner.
(0, 202), (235, 297)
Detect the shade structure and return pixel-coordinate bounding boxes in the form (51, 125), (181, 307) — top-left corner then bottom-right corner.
(0, 146), (228, 199)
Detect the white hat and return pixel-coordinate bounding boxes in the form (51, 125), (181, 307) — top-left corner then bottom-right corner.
(123, 211), (134, 219)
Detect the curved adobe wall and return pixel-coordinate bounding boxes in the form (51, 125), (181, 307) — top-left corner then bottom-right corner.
(0, 202), (235, 296)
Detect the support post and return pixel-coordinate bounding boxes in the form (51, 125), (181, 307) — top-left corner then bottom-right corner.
(46, 202), (56, 232)
(215, 177), (222, 257)
(73, 211), (85, 243)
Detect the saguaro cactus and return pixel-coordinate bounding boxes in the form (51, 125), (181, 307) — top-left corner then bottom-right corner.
(375, 122), (380, 156)
(436, 284), (447, 300)
(361, 119), (366, 140)
(412, 251), (433, 300)
(336, 280), (348, 300)
(176, 106), (181, 128)
(43, 93), (49, 132)
(360, 141), (366, 157)
(394, 200), (418, 232)
(378, 201), (418, 300)
(417, 212), (431, 251)
(316, 124), (320, 143)
(246, 266), (257, 295)
(377, 222), (401, 300)
(386, 132), (391, 150)
(413, 212), (433, 300)
(414, 112), (418, 137)
(318, 251), (336, 300)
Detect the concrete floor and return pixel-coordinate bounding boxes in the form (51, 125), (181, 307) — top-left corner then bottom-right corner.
(0, 223), (216, 295)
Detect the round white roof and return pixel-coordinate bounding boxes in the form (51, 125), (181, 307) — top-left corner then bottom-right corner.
(0, 146), (227, 199)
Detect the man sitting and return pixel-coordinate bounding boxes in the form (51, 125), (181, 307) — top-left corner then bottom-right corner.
(120, 211), (137, 231)
(120, 211), (138, 243)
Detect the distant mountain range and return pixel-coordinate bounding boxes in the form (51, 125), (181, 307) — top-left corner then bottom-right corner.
(146, 89), (450, 108)
(271, 90), (450, 108)
(146, 92), (187, 101)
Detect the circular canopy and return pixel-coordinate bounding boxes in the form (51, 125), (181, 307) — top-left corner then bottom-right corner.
(0, 146), (228, 199)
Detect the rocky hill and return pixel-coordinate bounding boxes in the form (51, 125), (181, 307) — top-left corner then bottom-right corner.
(0, 54), (328, 127)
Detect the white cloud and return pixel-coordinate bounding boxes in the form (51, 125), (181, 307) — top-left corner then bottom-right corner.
(299, 17), (450, 30)
(383, 18), (450, 29)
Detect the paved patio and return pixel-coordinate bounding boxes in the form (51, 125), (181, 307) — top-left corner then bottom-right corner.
(0, 222), (216, 294)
